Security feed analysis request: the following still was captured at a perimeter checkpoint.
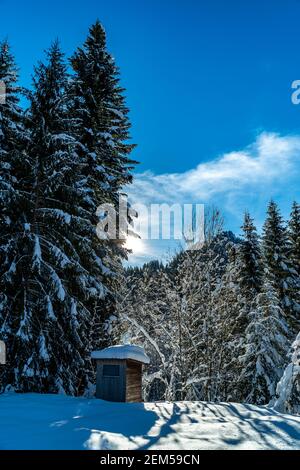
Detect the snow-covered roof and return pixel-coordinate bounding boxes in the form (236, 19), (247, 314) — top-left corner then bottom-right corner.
(91, 345), (150, 365)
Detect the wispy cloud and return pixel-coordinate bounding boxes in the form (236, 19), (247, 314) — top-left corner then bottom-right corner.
(129, 132), (300, 203)
(126, 132), (300, 265)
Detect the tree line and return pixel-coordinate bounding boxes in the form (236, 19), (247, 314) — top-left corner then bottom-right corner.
(118, 202), (300, 413)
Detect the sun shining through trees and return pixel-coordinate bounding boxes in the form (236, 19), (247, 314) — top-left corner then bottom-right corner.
(125, 235), (145, 254)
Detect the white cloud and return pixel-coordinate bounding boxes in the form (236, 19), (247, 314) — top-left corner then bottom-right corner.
(126, 132), (300, 265)
(129, 132), (300, 205)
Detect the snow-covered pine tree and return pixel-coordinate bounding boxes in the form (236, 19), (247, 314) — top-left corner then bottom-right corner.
(262, 201), (297, 330)
(1, 42), (90, 393)
(223, 213), (263, 402)
(274, 331), (300, 415)
(287, 201), (300, 326)
(0, 41), (112, 394)
(289, 202), (300, 273)
(239, 212), (262, 296)
(238, 204), (293, 404)
(69, 21), (137, 350)
(69, 20), (136, 239)
(220, 213), (261, 350)
(0, 41), (31, 391)
(239, 279), (290, 405)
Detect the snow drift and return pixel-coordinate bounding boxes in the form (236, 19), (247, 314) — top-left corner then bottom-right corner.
(0, 393), (299, 450)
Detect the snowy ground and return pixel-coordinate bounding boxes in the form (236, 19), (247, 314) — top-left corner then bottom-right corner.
(0, 393), (299, 450)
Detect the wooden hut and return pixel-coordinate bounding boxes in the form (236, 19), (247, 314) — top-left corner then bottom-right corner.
(91, 345), (150, 403)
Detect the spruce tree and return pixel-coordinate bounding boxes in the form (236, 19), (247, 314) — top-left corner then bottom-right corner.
(224, 213), (263, 401)
(240, 280), (290, 405)
(1, 24), (136, 394)
(0, 41), (30, 391)
(239, 212), (262, 295)
(1, 41), (109, 394)
(20, 41), (93, 394)
(287, 201), (300, 324)
(289, 202), (300, 274)
(1, 42), (82, 392)
(262, 201), (297, 328)
(69, 21), (137, 351)
(274, 331), (300, 415)
(70, 20), (136, 235)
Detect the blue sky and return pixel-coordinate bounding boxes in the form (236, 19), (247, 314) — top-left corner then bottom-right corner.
(2, 0), (300, 264)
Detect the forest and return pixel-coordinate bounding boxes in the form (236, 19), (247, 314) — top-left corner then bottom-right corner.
(0, 21), (135, 395)
(0, 20), (299, 418)
(118, 204), (300, 414)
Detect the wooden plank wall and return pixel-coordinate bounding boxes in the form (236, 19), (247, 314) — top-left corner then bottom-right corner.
(126, 360), (142, 402)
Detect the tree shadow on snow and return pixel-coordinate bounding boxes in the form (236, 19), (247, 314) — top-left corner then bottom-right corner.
(6, 395), (298, 450)
(138, 403), (187, 450)
(220, 403), (300, 449)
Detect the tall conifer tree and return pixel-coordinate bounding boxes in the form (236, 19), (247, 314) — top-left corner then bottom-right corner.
(69, 21), (137, 347)
(239, 280), (290, 404)
(262, 201), (297, 328)
(287, 201), (300, 325)
(0, 41), (31, 391)
(239, 212), (262, 295)
(274, 331), (300, 414)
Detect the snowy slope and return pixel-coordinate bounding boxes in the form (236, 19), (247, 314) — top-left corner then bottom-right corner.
(0, 394), (299, 450)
